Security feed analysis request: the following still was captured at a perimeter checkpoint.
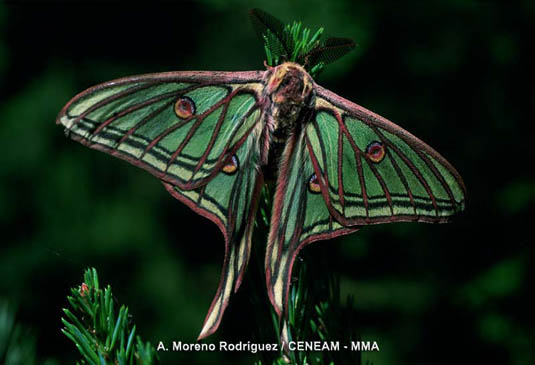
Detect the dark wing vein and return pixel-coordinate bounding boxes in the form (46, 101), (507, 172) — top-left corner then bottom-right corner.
(373, 127), (439, 215)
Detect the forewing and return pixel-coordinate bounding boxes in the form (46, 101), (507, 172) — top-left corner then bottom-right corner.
(57, 71), (264, 190)
(57, 71), (267, 339)
(265, 129), (359, 317)
(307, 85), (466, 225)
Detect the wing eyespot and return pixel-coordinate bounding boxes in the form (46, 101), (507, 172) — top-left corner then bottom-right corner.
(174, 97), (196, 119)
(365, 141), (386, 163)
(308, 173), (321, 194)
(222, 155), (239, 175)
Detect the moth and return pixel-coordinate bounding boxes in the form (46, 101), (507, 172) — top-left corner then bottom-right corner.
(56, 10), (466, 340)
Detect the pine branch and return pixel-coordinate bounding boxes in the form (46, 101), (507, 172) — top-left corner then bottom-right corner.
(61, 268), (158, 364)
(252, 257), (366, 365)
(250, 8), (355, 77)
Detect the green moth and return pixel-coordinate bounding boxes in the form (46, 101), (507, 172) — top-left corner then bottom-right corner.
(56, 9), (466, 340)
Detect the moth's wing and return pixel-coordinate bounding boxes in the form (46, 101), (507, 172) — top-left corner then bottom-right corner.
(57, 71), (264, 190)
(306, 85), (466, 225)
(163, 128), (264, 340)
(265, 129), (359, 317)
(57, 71), (267, 339)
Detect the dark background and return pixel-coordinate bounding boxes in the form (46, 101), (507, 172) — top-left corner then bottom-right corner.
(0, 1), (532, 364)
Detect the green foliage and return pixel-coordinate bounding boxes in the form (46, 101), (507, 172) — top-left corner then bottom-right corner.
(0, 2), (531, 364)
(250, 9), (355, 77)
(461, 256), (526, 308)
(61, 268), (159, 365)
(262, 21), (324, 72)
(0, 301), (37, 365)
(252, 260), (364, 365)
